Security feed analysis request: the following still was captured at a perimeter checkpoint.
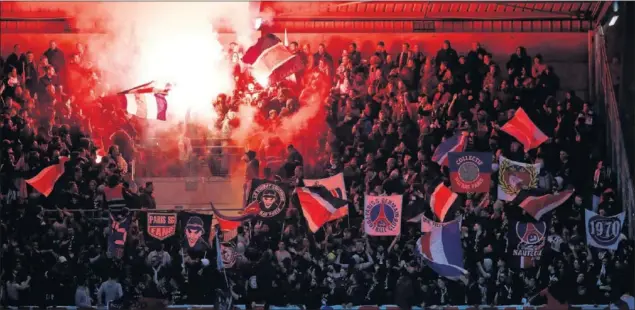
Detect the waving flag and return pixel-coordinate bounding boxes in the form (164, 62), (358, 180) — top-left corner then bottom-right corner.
(431, 132), (468, 167)
(507, 221), (546, 269)
(118, 81), (169, 121)
(364, 195), (402, 236)
(497, 155), (541, 201)
(417, 219), (466, 278)
(297, 187), (348, 232)
(512, 189), (574, 220)
(211, 202), (260, 222)
(430, 182), (458, 222)
(108, 213), (132, 259)
(25, 156), (69, 197)
(585, 210), (625, 250)
(501, 107), (548, 151)
(303, 173), (348, 221)
(304, 173), (347, 200)
(448, 152), (492, 193)
(242, 33), (304, 85)
(215, 229), (224, 271)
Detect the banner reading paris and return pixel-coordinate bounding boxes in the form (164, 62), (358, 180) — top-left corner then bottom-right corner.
(448, 152), (492, 193)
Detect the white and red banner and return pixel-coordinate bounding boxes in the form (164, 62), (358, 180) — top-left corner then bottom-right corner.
(497, 155), (541, 201)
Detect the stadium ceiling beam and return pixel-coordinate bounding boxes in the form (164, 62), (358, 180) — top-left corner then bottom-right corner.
(493, 1), (586, 19)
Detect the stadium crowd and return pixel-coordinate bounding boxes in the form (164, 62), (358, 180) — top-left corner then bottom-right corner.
(0, 34), (633, 310)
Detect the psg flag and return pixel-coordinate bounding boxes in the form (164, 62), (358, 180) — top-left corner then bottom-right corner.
(247, 179), (290, 220)
(448, 152), (492, 193)
(179, 212), (214, 252)
(242, 33), (304, 85)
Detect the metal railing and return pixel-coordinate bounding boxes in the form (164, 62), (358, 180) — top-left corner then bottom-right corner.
(594, 28), (635, 239)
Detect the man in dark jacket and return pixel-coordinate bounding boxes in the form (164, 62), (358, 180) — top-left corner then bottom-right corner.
(435, 40), (458, 70)
(44, 40), (66, 76)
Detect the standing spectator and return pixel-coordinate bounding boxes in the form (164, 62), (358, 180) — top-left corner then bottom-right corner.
(44, 40), (66, 77)
(97, 274), (123, 306)
(4, 44), (26, 76)
(75, 278), (93, 308)
(140, 181), (157, 209)
(348, 42), (362, 67)
(435, 40), (459, 70)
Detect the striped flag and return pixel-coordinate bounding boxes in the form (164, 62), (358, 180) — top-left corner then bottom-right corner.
(242, 33), (304, 85)
(25, 157), (69, 197)
(501, 107), (549, 151)
(303, 173), (348, 221)
(512, 189), (575, 220)
(430, 182), (458, 222)
(296, 187), (348, 233)
(417, 219), (467, 278)
(118, 81), (169, 121)
(431, 132), (468, 167)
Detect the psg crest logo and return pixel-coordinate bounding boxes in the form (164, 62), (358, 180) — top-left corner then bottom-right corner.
(513, 222), (546, 257)
(251, 182), (286, 218)
(364, 197), (400, 233)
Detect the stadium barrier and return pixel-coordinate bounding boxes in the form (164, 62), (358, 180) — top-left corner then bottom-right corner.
(10, 304), (611, 310)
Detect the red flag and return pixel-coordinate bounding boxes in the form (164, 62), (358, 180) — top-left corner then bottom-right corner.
(430, 182), (458, 222)
(25, 157), (70, 197)
(514, 189), (575, 220)
(501, 107), (548, 151)
(297, 187), (348, 232)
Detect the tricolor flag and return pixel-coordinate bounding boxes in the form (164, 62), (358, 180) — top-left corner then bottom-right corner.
(417, 219), (467, 278)
(430, 182), (458, 222)
(431, 132), (469, 167)
(242, 33), (304, 85)
(303, 173), (348, 221)
(25, 156), (69, 197)
(296, 187), (348, 233)
(501, 107), (549, 151)
(118, 81), (169, 121)
(512, 189), (574, 220)
(304, 173), (347, 200)
(210, 202), (260, 222)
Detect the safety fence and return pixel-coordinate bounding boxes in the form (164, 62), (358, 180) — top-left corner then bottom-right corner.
(594, 27), (635, 239)
(8, 304), (611, 310)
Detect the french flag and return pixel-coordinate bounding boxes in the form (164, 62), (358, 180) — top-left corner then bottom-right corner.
(431, 132), (468, 167)
(430, 182), (458, 222)
(417, 219), (467, 278)
(501, 107), (549, 151)
(296, 187), (348, 233)
(25, 157), (69, 197)
(512, 189), (575, 221)
(118, 81), (169, 121)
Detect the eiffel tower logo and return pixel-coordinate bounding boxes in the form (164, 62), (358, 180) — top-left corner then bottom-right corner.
(372, 203), (392, 228)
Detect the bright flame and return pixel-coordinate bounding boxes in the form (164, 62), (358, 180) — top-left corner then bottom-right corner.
(254, 17), (263, 30)
(608, 15), (619, 27)
(96, 154), (103, 164)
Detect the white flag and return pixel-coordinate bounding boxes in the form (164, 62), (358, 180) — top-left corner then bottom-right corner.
(585, 209), (625, 250)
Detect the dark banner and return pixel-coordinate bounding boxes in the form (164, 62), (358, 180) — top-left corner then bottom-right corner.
(507, 221), (546, 269)
(146, 212), (177, 241)
(108, 213), (132, 259)
(247, 179), (289, 220)
(448, 152), (492, 193)
(179, 212), (213, 252)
